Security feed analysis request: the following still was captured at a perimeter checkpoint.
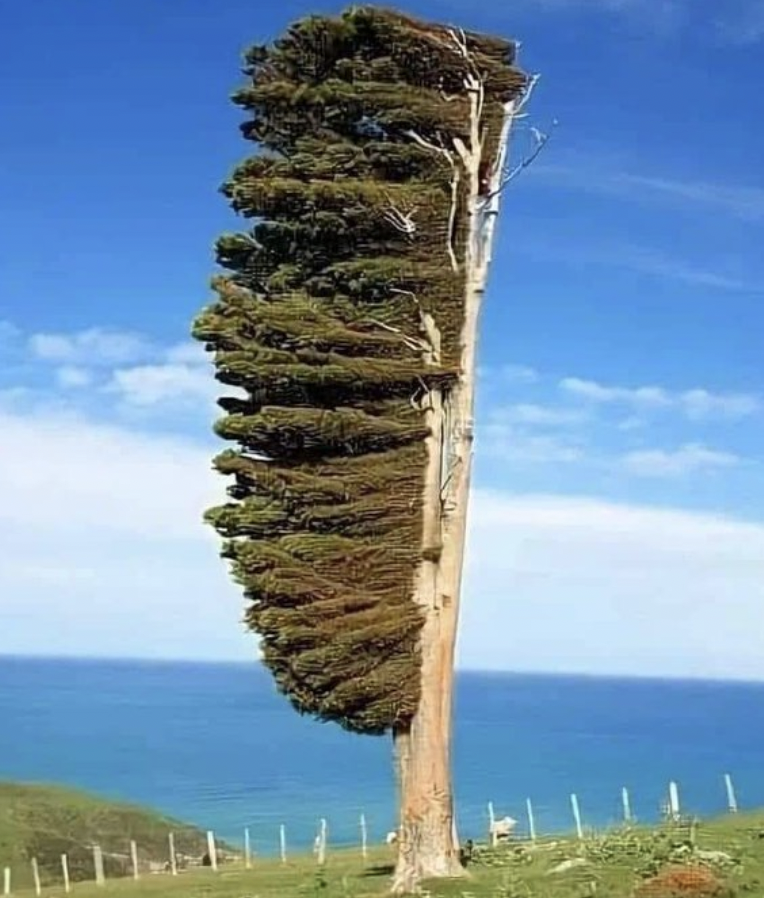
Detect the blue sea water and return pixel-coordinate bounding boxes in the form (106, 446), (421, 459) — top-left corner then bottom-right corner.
(1, 657), (763, 854)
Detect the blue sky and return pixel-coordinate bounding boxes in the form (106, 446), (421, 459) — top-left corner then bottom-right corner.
(1, 0), (763, 678)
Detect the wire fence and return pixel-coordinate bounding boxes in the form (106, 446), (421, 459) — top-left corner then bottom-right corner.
(0, 770), (750, 895)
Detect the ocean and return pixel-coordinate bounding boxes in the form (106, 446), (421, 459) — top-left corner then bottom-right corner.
(1, 656), (762, 854)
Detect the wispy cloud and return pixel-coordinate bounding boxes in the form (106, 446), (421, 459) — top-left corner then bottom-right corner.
(29, 327), (153, 366)
(535, 163), (764, 223)
(560, 376), (760, 421)
(714, 0), (764, 45)
(620, 443), (743, 478)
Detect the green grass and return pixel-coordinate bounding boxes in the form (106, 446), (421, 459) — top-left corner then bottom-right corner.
(4, 784), (764, 896)
(0, 783), (215, 889)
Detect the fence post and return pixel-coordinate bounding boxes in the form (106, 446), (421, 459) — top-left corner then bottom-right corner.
(244, 828), (252, 869)
(206, 831), (218, 872)
(279, 824), (287, 864)
(360, 814), (368, 862)
(61, 854), (70, 893)
(526, 798), (536, 842)
(3, 867), (10, 897)
(31, 859), (41, 897)
(130, 840), (139, 880)
(168, 832), (177, 876)
(93, 845), (105, 886)
(316, 819), (327, 865)
(621, 787), (632, 823)
(487, 801), (497, 847)
(571, 793), (583, 840)
(724, 774), (738, 814)
(668, 782), (680, 820)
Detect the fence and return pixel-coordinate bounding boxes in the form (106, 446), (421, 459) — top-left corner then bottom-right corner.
(0, 771), (746, 894)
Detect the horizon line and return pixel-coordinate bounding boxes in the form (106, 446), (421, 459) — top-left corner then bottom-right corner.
(2, 652), (763, 689)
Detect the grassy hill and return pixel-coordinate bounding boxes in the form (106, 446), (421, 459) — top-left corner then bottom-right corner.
(0, 783), (216, 887)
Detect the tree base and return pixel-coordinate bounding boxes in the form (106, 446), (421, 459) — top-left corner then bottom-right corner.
(390, 854), (466, 895)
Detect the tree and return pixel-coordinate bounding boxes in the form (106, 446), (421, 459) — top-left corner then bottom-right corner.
(192, 7), (531, 892)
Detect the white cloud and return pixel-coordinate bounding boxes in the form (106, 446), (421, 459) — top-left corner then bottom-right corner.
(561, 377), (671, 408)
(560, 377), (760, 421)
(461, 491), (764, 680)
(482, 425), (586, 464)
(29, 328), (152, 366)
(493, 403), (587, 427)
(56, 366), (93, 389)
(1, 401), (763, 679)
(0, 407), (246, 661)
(499, 364), (540, 385)
(620, 443), (742, 478)
(108, 362), (219, 407)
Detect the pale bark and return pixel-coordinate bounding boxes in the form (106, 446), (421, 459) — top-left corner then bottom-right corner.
(391, 87), (520, 893)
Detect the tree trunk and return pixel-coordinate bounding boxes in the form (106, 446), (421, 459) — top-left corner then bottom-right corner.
(390, 90), (520, 893)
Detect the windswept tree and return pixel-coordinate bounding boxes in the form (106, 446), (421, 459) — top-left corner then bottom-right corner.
(192, 7), (535, 891)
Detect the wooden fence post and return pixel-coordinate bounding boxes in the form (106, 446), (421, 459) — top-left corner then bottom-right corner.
(724, 774), (738, 814)
(130, 841), (139, 880)
(206, 831), (218, 872)
(168, 832), (177, 876)
(31, 859), (41, 897)
(244, 828), (252, 869)
(360, 814), (368, 862)
(571, 793), (583, 840)
(3, 867), (10, 897)
(526, 798), (536, 842)
(622, 787), (632, 823)
(61, 854), (71, 893)
(279, 824), (287, 864)
(93, 846), (105, 886)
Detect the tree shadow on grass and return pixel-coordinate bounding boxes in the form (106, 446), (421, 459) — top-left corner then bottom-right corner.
(361, 864), (395, 878)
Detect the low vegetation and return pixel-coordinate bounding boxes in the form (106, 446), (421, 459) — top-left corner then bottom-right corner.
(4, 783), (764, 896)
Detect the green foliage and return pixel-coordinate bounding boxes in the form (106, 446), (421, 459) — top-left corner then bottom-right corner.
(193, 6), (526, 734)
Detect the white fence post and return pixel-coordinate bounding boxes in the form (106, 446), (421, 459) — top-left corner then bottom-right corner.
(93, 846), (105, 886)
(621, 786), (632, 823)
(130, 840), (139, 880)
(360, 814), (368, 862)
(61, 855), (71, 893)
(526, 798), (537, 842)
(3, 867), (10, 897)
(206, 831), (218, 872)
(244, 827), (252, 868)
(31, 859), (41, 897)
(724, 774), (738, 814)
(168, 832), (177, 876)
(668, 781), (680, 820)
(571, 793), (583, 840)
(279, 824), (287, 864)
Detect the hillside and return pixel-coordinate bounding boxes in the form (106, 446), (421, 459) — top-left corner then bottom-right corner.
(0, 783), (217, 887)
(5, 807), (764, 897)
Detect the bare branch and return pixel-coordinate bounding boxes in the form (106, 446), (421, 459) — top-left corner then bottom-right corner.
(383, 202), (418, 236)
(366, 317), (429, 354)
(484, 119), (556, 200)
(403, 131), (460, 271)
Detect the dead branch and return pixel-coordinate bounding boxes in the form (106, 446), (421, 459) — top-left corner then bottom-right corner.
(383, 202), (418, 236)
(366, 317), (430, 354)
(404, 131), (460, 271)
(484, 119), (555, 200)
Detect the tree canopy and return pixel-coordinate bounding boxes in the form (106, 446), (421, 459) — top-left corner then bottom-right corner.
(192, 5), (526, 735)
